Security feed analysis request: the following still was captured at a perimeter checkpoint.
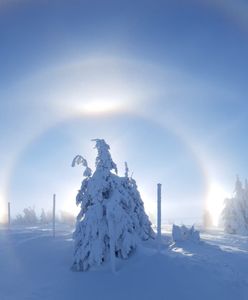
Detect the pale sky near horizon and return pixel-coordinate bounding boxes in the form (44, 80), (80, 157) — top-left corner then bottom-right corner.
(0, 0), (248, 225)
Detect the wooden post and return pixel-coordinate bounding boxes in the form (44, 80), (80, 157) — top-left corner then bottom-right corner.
(8, 202), (10, 229)
(53, 194), (56, 238)
(157, 183), (162, 253)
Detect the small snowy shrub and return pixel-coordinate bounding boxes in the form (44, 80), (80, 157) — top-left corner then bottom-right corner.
(172, 224), (200, 243)
(71, 139), (154, 271)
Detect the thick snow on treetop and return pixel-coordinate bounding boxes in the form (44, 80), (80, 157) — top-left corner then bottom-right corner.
(72, 139), (154, 271)
(92, 139), (118, 174)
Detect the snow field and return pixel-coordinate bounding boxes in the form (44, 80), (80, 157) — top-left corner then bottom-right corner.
(0, 227), (247, 300)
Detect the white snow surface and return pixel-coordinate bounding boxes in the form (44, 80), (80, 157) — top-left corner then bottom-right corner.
(0, 225), (247, 300)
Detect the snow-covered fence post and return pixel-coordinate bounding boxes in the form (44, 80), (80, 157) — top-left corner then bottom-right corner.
(157, 183), (162, 253)
(53, 194), (56, 238)
(8, 202), (11, 229)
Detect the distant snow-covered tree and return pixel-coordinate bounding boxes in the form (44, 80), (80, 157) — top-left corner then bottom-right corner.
(40, 209), (48, 224)
(13, 213), (24, 225)
(13, 207), (38, 225)
(222, 176), (248, 235)
(39, 209), (53, 225)
(23, 207), (38, 225)
(72, 139), (154, 271)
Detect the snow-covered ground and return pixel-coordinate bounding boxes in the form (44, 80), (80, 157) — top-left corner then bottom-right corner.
(0, 225), (247, 300)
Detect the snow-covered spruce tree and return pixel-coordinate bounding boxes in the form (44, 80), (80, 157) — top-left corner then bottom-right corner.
(222, 176), (248, 235)
(72, 139), (154, 271)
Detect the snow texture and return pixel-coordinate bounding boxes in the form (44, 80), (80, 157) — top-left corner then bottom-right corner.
(72, 139), (154, 271)
(172, 224), (200, 243)
(1, 226), (247, 300)
(222, 176), (248, 235)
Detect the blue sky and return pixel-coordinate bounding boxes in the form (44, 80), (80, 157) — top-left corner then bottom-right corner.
(0, 0), (248, 224)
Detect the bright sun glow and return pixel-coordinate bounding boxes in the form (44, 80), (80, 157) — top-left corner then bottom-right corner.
(0, 191), (7, 224)
(61, 188), (80, 216)
(138, 186), (157, 225)
(63, 93), (128, 117)
(206, 182), (230, 226)
(80, 98), (124, 115)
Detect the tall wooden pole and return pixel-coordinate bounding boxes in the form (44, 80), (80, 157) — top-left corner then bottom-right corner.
(8, 202), (10, 229)
(53, 194), (56, 238)
(157, 183), (162, 253)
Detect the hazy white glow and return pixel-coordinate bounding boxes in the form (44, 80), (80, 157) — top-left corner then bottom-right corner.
(62, 201), (78, 216)
(206, 182), (229, 226)
(0, 190), (7, 223)
(75, 98), (125, 115)
(43, 57), (157, 118)
(61, 188), (79, 216)
(138, 186), (157, 225)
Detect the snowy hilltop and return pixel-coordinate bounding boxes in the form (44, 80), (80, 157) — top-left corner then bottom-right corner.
(72, 139), (154, 271)
(222, 176), (248, 235)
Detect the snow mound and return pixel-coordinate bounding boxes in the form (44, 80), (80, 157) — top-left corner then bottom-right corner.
(172, 224), (200, 243)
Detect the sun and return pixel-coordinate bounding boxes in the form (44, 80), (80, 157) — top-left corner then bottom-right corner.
(206, 182), (230, 226)
(0, 189), (8, 224)
(80, 99), (124, 115)
(60, 188), (80, 216)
